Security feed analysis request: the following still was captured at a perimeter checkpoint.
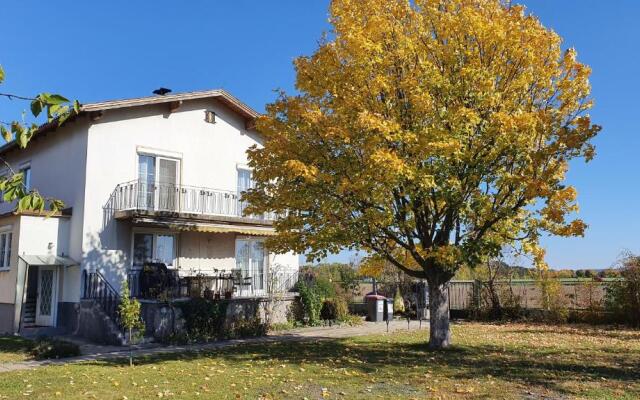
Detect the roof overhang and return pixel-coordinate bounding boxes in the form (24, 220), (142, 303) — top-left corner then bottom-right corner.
(19, 255), (78, 267)
(132, 216), (276, 236)
(0, 89), (260, 157)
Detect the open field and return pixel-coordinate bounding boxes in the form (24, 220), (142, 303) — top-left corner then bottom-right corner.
(1, 322), (639, 399)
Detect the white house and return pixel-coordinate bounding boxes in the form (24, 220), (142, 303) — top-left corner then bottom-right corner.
(0, 89), (299, 336)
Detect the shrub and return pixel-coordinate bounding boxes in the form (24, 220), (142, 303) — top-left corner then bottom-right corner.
(393, 287), (405, 315)
(296, 280), (323, 325)
(30, 338), (80, 360)
(320, 299), (338, 321)
(178, 298), (228, 341)
(535, 271), (568, 323)
(605, 255), (640, 327)
(230, 317), (267, 338)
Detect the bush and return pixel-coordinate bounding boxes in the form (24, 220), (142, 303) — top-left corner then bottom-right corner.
(605, 255), (640, 327)
(229, 317), (267, 338)
(30, 338), (80, 360)
(320, 299), (338, 321)
(296, 280), (323, 325)
(393, 287), (405, 315)
(536, 272), (568, 323)
(178, 298), (228, 341)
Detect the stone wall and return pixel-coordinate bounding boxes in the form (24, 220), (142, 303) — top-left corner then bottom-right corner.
(75, 300), (125, 345)
(139, 295), (296, 341)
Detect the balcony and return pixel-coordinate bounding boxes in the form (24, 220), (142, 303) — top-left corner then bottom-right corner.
(109, 179), (275, 224)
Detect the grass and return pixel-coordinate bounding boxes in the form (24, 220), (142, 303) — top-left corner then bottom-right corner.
(1, 322), (639, 399)
(0, 335), (34, 363)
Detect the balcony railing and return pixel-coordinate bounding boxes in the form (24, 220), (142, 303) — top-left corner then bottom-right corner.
(110, 179), (275, 221)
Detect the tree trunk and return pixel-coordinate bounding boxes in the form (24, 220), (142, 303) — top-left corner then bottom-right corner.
(428, 280), (451, 349)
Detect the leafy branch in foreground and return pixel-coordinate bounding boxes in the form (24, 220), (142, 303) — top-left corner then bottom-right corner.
(0, 64), (79, 213)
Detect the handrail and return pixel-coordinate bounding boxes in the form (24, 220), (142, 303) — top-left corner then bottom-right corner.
(82, 270), (122, 329)
(110, 179), (276, 221)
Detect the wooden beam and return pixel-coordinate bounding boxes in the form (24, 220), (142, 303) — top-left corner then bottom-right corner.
(169, 100), (183, 113)
(89, 111), (103, 121)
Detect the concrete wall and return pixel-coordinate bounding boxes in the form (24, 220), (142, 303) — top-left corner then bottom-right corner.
(0, 215), (21, 305)
(0, 119), (89, 265)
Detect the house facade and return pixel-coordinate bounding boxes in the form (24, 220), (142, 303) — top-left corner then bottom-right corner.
(0, 90), (299, 335)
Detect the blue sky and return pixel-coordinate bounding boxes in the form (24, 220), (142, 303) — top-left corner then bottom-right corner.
(1, 1), (638, 269)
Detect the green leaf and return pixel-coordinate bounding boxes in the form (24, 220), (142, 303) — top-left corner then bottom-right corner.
(31, 99), (43, 118)
(0, 65), (4, 83)
(73, 100), (81, 114)
(18, 194), (31, 212)
(0, 126), (11, 142)
(45, 94), (69, 105)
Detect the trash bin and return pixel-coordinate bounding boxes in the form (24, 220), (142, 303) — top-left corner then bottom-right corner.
(384, 298), (394, 321)
(365, 294), (386, 322)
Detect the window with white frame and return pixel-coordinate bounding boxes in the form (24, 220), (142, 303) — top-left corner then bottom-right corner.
(235, 238), (265, 290)
(132, 232), (177, 268)
(21, 165), (31, 191)
(0, 229), (12, 269)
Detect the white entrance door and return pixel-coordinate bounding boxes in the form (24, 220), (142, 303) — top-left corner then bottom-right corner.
(35, 266), (58, 326)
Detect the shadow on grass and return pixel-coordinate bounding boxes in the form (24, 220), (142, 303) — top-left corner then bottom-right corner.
(76, 330), (640, 397)
(0, 335), (33, 356)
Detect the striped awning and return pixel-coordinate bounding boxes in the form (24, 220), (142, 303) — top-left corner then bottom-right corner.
(167, 222), (276, 236)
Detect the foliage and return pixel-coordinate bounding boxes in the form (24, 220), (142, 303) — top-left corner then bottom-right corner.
(178, 298), (228, 341)
(0, 64), (79, 213)
(246, 0), (600, 347)
(533, 270), (568, 323)
(393, 287), (405, 315)
(30, 337), (80, 360)
(229, 317), (268, 338)
(605, 255), (640, 327)
(320, 297), (350, 322)
(296, 280), (323, 325)
(119, 280), (145, 339)
(0, 335), (34, 363)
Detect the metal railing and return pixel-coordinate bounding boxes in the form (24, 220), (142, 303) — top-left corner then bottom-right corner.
(127, 267), (299, 300)
(110, 179), (275, 221)
(82, 270), (122, 329)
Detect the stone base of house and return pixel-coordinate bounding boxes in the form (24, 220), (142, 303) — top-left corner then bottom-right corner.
(75, 299), (126, 345)
(139, 295), (296, 341)
(0, 302), (15, 334)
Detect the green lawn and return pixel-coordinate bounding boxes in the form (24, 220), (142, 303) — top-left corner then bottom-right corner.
(1, 323), (639, 399)
(0, 336), (33, 363)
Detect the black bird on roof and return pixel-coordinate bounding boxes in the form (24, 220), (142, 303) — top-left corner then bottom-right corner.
(152, 87), (172, 96)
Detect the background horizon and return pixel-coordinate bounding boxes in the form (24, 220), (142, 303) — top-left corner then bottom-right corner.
(1, 1), (638, 269)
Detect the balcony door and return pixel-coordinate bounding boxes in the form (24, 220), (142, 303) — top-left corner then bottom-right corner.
(235, 238), (266, 296)
(138, 155), (180, 212)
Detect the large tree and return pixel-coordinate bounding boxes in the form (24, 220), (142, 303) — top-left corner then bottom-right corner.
(246, 0), (600, 348)
(0, 64), (77, 212)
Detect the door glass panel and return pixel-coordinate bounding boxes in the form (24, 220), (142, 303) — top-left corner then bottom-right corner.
(237, 169), (253, 216)
(133, 233), (153, 268)
(138, 155), (156, 209)
(251, 241), (265, 290)
(158, 159), (178, 211)
(155, 235), (175, 267)
(39, 270), (54, 316)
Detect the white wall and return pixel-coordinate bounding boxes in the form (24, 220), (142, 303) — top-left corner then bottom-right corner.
(0, 119), (89, 265)
(17, 215), (77, 302)
(82, 98), (298, 286)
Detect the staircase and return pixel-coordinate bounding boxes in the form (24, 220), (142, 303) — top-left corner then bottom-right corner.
(80, 270), (127, 345)
(22, 299), (36, 327)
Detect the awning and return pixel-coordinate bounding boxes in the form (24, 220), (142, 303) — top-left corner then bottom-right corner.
(167, 222), (277, 236)
(19, 255), (78, 267)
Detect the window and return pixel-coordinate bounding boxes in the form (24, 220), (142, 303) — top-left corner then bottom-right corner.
(235, 238), (265, 290)
(132, 232), (177, 268)
(21, 166), (31, 191)
(0, 230), (12, 269)
(137, 154), (180, 211)
(204, 110), (216, 124)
